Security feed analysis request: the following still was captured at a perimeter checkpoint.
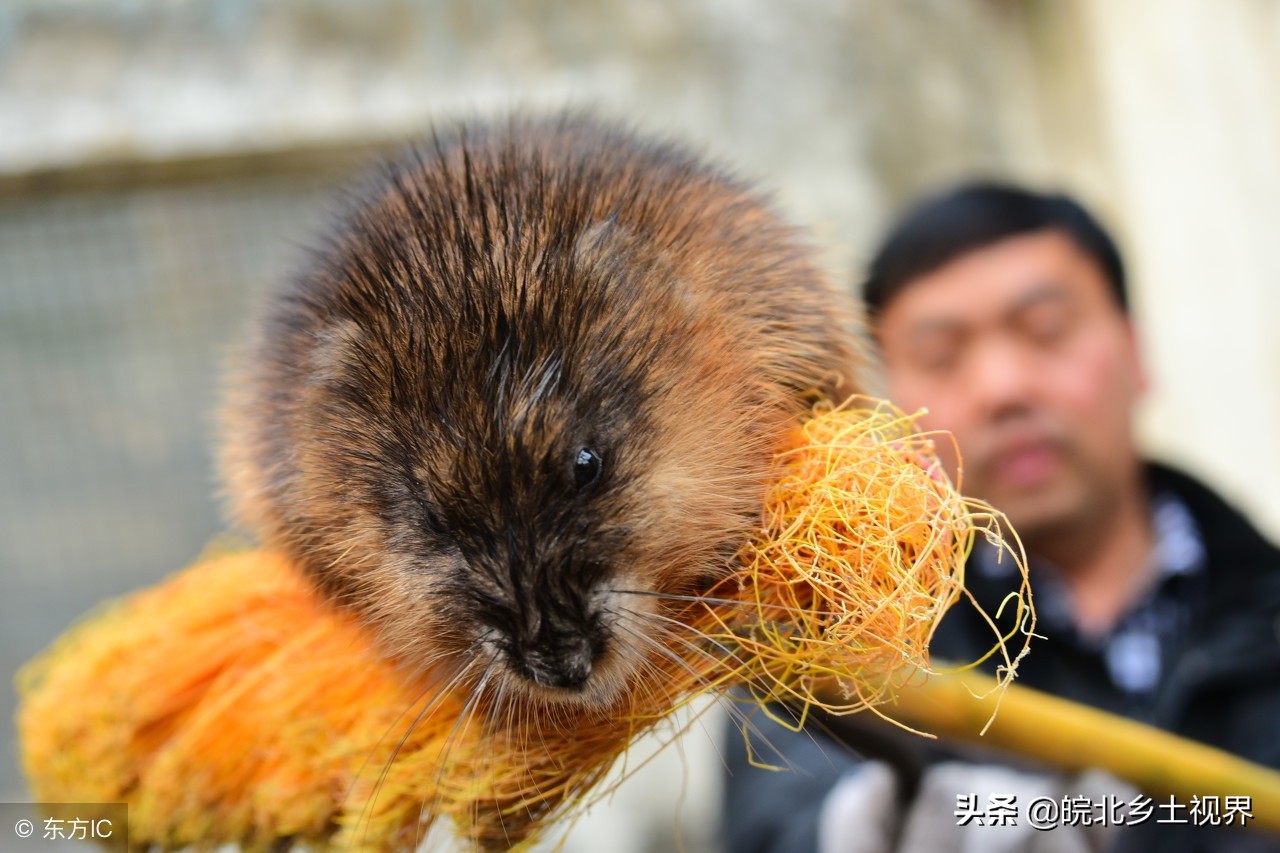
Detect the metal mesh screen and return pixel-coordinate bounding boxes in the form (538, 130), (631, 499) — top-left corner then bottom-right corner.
(0, 168), (349, 798)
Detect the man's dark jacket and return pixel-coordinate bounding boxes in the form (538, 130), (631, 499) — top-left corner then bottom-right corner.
(721, 463), (1280, 853)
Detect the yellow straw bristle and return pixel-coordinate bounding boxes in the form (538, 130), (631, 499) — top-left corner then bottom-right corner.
(15, 397), (1032, 852)
(710, 398), (1032, 723)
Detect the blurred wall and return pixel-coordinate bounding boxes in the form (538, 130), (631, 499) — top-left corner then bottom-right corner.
(1076, 1), (1280, 539)
(2, 1), (1277, 850)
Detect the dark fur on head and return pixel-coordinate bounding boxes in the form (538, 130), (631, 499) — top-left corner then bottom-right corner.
(219, 114), (864, 708)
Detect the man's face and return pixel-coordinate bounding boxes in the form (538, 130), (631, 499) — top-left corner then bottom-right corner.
(875, 229), (1146, 540)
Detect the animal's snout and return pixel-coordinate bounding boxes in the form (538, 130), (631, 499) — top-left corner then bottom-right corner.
(518, 632), (599, 690)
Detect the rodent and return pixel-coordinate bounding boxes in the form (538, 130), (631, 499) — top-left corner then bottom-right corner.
(218, 113), (865, 710)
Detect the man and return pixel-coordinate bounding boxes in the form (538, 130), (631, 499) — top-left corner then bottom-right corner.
(721, 183), (1280, 853)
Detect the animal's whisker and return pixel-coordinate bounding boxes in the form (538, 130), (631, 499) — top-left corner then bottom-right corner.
(354, 651), (482, 848)
(606, 587), (821, 618)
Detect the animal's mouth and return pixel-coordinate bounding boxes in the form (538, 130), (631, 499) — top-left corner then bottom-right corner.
(501, 666), (618, 712)
(471, 577), (662, 709)
(481, 630), (635, 711)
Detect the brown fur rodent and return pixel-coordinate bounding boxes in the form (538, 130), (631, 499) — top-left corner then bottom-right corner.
(218, 114), (865, 710)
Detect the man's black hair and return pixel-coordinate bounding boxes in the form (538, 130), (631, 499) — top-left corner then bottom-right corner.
(861, 182), (1127, 317)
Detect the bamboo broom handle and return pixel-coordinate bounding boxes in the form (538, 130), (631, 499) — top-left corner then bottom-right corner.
(821, 667), (1280, 835)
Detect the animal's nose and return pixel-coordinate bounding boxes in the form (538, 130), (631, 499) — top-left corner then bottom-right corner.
(521, 635), (596, 690)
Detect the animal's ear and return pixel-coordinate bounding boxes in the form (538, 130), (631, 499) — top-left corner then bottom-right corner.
(307, 320), (365, 386)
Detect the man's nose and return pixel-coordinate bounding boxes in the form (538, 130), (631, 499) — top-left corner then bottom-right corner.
(967, 337), (1036, 414)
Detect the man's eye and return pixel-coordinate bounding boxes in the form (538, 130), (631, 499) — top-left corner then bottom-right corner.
(911, 347), (960, 374)
(574, 447), (603, 489)
(1020, 305), (1074, 344)
(901, 329), (964, 375)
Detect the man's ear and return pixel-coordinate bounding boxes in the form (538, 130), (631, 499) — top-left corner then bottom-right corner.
(1122, 315), (1150, 398)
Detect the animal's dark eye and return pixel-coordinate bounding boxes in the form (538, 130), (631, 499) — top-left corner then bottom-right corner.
(419, 501), (448, 535)
(574, 447), (603, 489)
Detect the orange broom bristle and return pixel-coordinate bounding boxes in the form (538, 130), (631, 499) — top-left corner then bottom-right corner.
(15, 397), (1033, 852)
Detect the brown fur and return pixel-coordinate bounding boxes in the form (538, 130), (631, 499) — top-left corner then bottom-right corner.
(218, 114), (865, 708)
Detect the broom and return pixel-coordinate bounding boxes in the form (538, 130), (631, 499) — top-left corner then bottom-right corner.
(16, 398), (1279, 850)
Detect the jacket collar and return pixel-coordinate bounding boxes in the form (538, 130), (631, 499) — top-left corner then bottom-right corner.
(1144, 461), (1280, 624)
